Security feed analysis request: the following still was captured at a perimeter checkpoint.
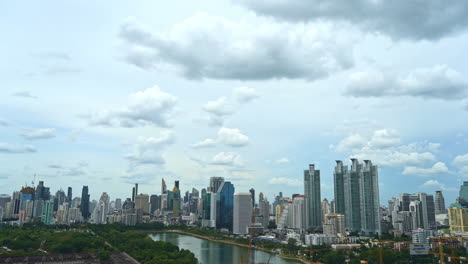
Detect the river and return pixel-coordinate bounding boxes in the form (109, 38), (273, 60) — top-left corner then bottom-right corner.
(150, 233), (302, 264)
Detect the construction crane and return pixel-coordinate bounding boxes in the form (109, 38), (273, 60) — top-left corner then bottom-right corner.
(242, 207), (257, 264)
(371, 236), (468, 264)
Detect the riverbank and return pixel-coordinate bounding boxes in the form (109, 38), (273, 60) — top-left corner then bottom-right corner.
(149, 230), (310, 264)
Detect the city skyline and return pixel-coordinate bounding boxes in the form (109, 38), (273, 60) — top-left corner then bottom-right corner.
(2, 1), (468, 205)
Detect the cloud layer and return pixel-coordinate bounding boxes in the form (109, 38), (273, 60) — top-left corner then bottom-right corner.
(234, 0), (468, 40)
(0, 143), (37, 154)
(119, 13), (354, 81)
(21, 128), (56, 140)
(344, 65), (468, 101)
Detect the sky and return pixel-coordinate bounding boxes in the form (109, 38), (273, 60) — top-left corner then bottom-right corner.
(1, 0), (468, 205)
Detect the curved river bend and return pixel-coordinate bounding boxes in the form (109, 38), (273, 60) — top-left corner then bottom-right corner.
(150, 233), (302, 264)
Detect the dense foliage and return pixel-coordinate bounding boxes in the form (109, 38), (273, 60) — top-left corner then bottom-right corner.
(89, 224), (197, 264)
(1, 223), (197, 264)
(0, 224), (111, 257)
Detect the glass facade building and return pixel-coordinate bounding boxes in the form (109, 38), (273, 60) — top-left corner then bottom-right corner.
(304, 164), (322, 230)
(216, 181), (235, 230)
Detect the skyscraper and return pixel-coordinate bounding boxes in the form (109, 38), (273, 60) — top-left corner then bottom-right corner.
(336, 159), (381, 235)
(448, 203), (468, 233)
(233, 192), (252, 235)
(344, 159), (362, 233)
(289, 195), (308, 231)
(216, 181), (235, 230)
(304, 164), (322, 230)
(209, 177), (224, 193)
(135, 194), (150, 215)
(80, 186), (90, 219)
(54, 189), (66, 212)
(333, 160), (346, 215)
(359, 160), (380, 235)
(115, 198), (122, 210)
(435, 191), (447, 215)
(162, 178), (167, 194)
(150, 195), (160, 215)
(42, 200), (54, 225)
(35, 181), (50, 201)
(249, 188), (256, 208)
(321, 198), (330, 223)
(132, 183), (139, 202)
(459, 182), (468, 206)
(323, 214), (345, 236)
(67, 187), (72, 206)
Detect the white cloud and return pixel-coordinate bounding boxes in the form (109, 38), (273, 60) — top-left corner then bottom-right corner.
(217, 127), (249, 147)
(276, 157), (290, 164)
(369, 129), (400, 148)
(335, 134), (367, 152)
(201, 97), (233, 127)
(344, 65), (468, 101)
(191, 138), (217, 148)
(0, 143), (37, 153)
(20, 128), (56, 140)
(119, 13), (354, 81)
(211, 152), (243, 166)
(454, 153), (468, 168)
(89, 86), (177, 128)
(234, 0), (468, 40)
(402, 162), (450, 176)
(336, 129), (399, 152)
(202, 97), (233, 116)
(191, 127), (249, 148)
(233, 87), (259, 104)
(453, 154), (468, 177)
(125, 131), (175, 166)
(268, 177), (301, 187)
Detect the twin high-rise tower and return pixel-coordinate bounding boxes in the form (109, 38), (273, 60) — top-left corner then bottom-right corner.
(334, 159), (381, 235)
(304, 159), (381, 235)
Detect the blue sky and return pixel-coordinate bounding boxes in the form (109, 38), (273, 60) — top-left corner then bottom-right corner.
(1, 0), (468, 205)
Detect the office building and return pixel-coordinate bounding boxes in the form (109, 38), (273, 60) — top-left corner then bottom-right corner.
(323, 214), (345, 236)
(0, 194), (11, 209)
(91, 192), (110, 224)
(258, 195), (271, 228)
(459, 182), (468, 206)
(321, 199), (330, 223)
(162, 178), (167, 194)
(289, 195), (308, 231)
(304, 164), (322, 230)
(448, 203), (468, 233)
(434, 191), (447, 215)
(115, 198), (122, 210)
(67, 187), (72, 205)
(42, 200), (54, 225)
(135, 194), (150, 215)
(209, 177), (224, 193)
(249, 188), (255, 208)
(233, 192), (252, 235)
(81, 186), (90, 219)
(150, 195), (160, 215)
(216, 181), (234, 230)
(333, 160), (346, 215)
